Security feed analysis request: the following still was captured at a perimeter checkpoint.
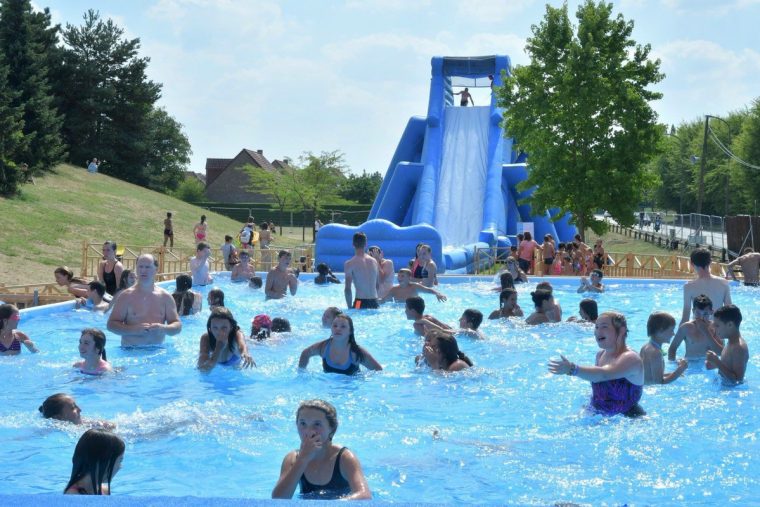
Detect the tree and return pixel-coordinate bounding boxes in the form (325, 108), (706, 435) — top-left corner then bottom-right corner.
(171, 176), (206, 203)
(143, 107), (192, 192)
(55, 10), (162, 186)
(338, 170), (383, 204)
(733, 99), (760, 214)
(243, 163), (298, 235)
(497, 1), (663, 238)
(0, 50), (25, 195)
(0, 0), (65, 174)
(291, 151), (349, 240)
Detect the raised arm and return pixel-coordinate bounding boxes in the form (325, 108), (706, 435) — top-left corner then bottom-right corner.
(662, 359), (688, 384)
(413, 282), (447, 302)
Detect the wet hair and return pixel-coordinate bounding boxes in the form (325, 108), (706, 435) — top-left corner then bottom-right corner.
(278, 250), (291, 259)
(523, 232), (533, 241)
(88, 281), (106, 298)
(353, 232), (367, 249)
(54, 266), (74, 282)
(208, 288), (225, 307)
(200, 214), (206, 223)
(405, 296), (425, 315)
(272, 317), (291, 333)
(499, 288), (517, 307)
(558, 242), (566, 251)
(535, 281), (554, 293)
(330, 313), (364, 362)
(693, 294), (713, 310)
(39, 393), (71, 420)
(316, 263), (330, 275)
(64, 429), (125, 495)
(690, 248), (711, 269)
(418, 244), (432, 254)
(206, 307), (239, 353)
(196, 241), (209, 252)
(713, 305), (742, 327)
(600, 311), (628, 340)
(430, 330), (473, 368)
(118, 269), (133, 290)
(499, 272), (515, 289)
(172, 274), (196, 316)
(322, 307), (341, 326)
(591, 269), (603, 279)
(579, 299), (599, 321)
(647, 311), (676, 337)
(249, 276), (263, 288)
(81, 328), (107, 360)
(530, 290), (553, 309)
(102, 241), (117, 255)
(297, 399), (338, 440)
(462, 309), (483, 330)
(0, 303), (19, 332)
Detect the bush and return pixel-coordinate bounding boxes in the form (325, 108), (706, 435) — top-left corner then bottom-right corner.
(172, 177), (205, 202)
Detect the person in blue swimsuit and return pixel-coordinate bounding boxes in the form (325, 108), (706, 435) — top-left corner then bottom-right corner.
(272, 399), (372, 500)
(548, 311), (646, 417)
(197, 307), (255, 371)
(298, 313), (382, 375)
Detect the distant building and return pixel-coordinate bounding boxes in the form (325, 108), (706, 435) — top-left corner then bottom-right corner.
(204, 149), (280, 202)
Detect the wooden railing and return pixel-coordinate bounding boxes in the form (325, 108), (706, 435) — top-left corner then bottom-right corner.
(0, 282), (71, 309)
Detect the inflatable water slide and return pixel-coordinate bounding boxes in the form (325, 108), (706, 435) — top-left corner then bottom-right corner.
(316, 55), (577, 274)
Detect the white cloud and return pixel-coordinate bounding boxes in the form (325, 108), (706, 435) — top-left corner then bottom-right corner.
(456, 0), (537, 23)
(345, 0), (432, 11)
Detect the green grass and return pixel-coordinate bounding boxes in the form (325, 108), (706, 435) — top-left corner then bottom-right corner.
(585, 229), (674, 256)
(0, 164), (309, 285)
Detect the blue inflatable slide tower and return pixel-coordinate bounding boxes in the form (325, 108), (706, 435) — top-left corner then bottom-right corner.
(316, 55), (577, 274)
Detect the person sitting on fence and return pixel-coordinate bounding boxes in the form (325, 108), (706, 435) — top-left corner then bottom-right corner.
(265, 250), (299, 299)
(314, 263), (340, 285)
(679, 248), (731, 327)
(379, 268), (446, 304)
(54, 266), (90, 299)
(668, 294), (722, 360)
(578, 269), (605, 293)
(726, 247), (760, 286)
(190, 242), (213, 286)
(231, 251), (254, 282)
(75, 281), (110, 312)
(488, 288), (523, 319)
(172, 274), (202, 316)
(567, 298), (598, 324)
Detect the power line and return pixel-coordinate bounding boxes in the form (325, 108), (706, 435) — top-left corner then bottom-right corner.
(708, 126), (760, 171)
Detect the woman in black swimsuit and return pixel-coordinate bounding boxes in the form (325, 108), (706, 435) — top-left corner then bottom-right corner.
(272, 399), (372, 500)
(97, 241), (123, 296)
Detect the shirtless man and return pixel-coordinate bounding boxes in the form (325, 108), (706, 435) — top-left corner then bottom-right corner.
(190, 242), (213, 286)
(726, 247), (760, 286)
(368, 245), (394, 298)
(705, 305), (749, 383)
(668, 294), (722, 360)
(679, 248), (731, 327)
(107, 254), (181, 346)
(259, 222), (272, 249)
(379, 268), (446, 303)
(231, 250), (254, 282)
(163, 212), (174, 248)
(75, 281), (110, 313)
(405, 296), (451, 336)
(265, 250), (298, 299)
(344, 232), (379, 309)
(454, 87), (474, 106)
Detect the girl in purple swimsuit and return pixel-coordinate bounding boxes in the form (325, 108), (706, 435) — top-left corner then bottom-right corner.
(0, 304), (38, 355)
(548, 311), (646, 417)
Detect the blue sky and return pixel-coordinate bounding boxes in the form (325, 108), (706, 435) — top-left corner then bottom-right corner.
(38, 0), (760, 175)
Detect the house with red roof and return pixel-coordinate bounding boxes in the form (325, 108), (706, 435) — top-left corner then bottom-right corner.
(204, 149), (291, 202)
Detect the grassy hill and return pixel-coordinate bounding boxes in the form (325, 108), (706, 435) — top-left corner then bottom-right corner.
(0, 164), (302, 286)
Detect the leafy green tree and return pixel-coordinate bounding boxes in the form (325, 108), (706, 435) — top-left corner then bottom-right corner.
(243, 163), (298, 235)
(144, 107), (192, 192)
(497, 1), (663, 237)
(733, 99), (760, 214)
(0, 50), (25, 195)
(338, 170), (383, 204)
(55, 10), (162, 186)
(291, 151), (349, 240)
(171, 176), (206, 203)
(0, 0), (65, 174)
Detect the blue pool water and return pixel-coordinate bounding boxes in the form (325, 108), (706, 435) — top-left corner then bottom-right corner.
(1, 275), (758, 504)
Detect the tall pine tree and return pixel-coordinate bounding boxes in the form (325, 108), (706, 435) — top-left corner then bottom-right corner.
(0, 50), (25, 195)
(0, 0), (65, 174)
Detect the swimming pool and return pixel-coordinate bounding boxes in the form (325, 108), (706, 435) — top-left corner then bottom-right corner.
(2, 275), (758, 504)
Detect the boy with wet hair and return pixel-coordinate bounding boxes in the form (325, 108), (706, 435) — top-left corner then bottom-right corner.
(379, 268), (446, 303)
(265, 250), (299, 299)
(578, 269), (604, 293)
(567, 298), (597, 323)
(75, 281), (110, 312)
(668, 294), (722, 360)
(314, 263), (340, 285)
(705, 305), (749, 383)
(249, 275), (263, 289)
(405, 296), (450, 336)
(640, 312), (687, 385)
(680, 247), (731, 326)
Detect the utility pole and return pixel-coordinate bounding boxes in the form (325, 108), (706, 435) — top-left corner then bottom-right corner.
(697, 116), (710, 215)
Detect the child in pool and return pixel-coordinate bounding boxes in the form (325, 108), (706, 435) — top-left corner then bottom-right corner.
(668, 294), (721, 360)
(567, 299), (598, 324)
(298, 313), (382, 375)
(73, 328), (113, 375)
(705, 305), (749, 383)
(488, 288), (523, 319)
(321, 307), (341, 329)
(525, 290), (554, 325)
(314, 263), (340, 285)
(0, 303), (38, 355)
(198, 307), (255, 371)
(272, 399), (372, 500)
(207, 288), (225, 310)
(39, 393), (115, 429)
(640, 312), (687, 385)
(417, 330), (473, 372)
(64, 429), (125, 495)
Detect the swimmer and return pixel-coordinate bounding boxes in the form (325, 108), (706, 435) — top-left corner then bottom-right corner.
(73, 328), (113, 375)
(577, 269), (604, 293)
(107, 254), (181, 346)
(39, 393), (114, 429)
(265, 250), (299, 299)
(368, 246), (394, 297)
(314, 263), (340, 285)
(249, 275), (263, 289)
(54, 266), (89, 298)
(251, 314), (273, 340)
(705, 305), (748, 383)
(64, 429), (125, 495)
(272, 317), (292, 333)
(344, 232), (379, 309)
(668, 294), (722, 360)
(680, 248), (731, 326)
(379, 268), (446, 304)
(405, 296), (451, 336)
(198, 307), (255, 371)
(567, 298), (598, 324)
(640, 312), (686, 385)
(491, 271), (515, 292)
(75, 281), (110, 312)
(525, 290), (554, 325)
(190, 242), (213, 286)
(488, 288), (523, 319)
(207, 288), (225, 310)
(321, 307), (342, 329)
(231, 250), (254, 282)
(535, 281), (562, 321)
(298, 313), (382, 375)
(726, 247), (760, 285)
(272, 399), (372, 499)
(417, 330), (473, 372)
(420, 308), (485, 339)
(548, 312), (646, 417)
(172, 274), (202, 316)
(410, 244), (438, 288)
(0, 303), (38, 355)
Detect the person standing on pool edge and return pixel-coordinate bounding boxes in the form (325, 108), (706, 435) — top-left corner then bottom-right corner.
(344, 232), (379, 309)
(107, 254), (181, 346)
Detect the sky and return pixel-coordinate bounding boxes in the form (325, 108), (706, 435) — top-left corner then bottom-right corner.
(37, 0), (760, 176)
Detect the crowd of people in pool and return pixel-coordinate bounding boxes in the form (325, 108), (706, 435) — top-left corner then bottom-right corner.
(2, 229), (753, 498)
